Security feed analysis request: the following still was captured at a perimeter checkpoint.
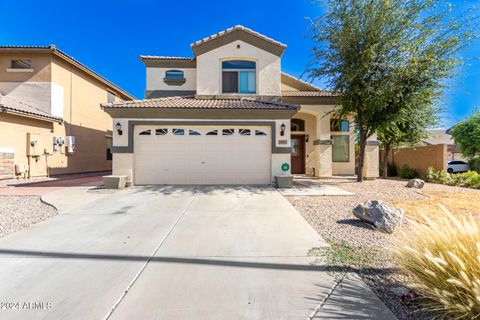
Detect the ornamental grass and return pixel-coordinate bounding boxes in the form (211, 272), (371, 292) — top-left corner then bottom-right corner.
(395, 210), (480, 319)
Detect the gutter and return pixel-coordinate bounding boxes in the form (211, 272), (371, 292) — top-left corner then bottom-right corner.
(0, 106), (64, 124)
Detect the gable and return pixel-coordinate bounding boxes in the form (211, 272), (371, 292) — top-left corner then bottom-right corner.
(191, 25), (286, 57)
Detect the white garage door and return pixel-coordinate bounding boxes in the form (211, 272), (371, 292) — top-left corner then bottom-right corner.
(133, 126), (271, 185)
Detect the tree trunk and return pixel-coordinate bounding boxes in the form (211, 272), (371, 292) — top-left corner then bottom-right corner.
(357, 129), (367, 182)
(382, 144), (391, 179)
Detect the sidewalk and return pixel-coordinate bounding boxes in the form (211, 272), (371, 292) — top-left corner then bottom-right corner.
(0, 175), (103, 196)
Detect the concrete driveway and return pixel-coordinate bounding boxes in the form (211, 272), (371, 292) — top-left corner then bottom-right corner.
(0, 185), (396, 320)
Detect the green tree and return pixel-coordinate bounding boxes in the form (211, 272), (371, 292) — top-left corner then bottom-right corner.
(378, 102), (439, 178)
(306, 0), (476, 181)
(451, 111), (480, 160)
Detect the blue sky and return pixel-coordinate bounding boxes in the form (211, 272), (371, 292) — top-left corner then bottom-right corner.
(0, 0), (478, 127)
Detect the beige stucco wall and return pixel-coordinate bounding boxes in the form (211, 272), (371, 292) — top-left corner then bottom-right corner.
(146, 67), (196, 91)
(196, 40), (281, 96)
(294, 105), (355, 177)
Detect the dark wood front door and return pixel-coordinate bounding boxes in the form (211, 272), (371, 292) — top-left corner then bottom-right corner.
(291, 135), (305, 174)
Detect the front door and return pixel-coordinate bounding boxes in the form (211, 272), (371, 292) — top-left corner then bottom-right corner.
(291, 135), (305, 174)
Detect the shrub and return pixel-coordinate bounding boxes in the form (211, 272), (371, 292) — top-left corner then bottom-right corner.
(395, 210), (480, 318)
(469, 158), (480, 173)
(398, 164), (417, 179)
(380, 163), (398, 177)
(424, 167), (480, 189)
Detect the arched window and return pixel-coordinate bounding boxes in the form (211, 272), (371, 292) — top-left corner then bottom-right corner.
(165, 70), (184, 79)
(291, 119), (305, 132)
(164, 70), (185, 85)
(222, 60), (256, 94)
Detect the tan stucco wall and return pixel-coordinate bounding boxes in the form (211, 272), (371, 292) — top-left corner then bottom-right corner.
(0, 113), (53, 177)
(0, 53), (52, 83)
(196, 40), (281, 96)
(0, 51), (131, 179)
(381, 144), (447, 176)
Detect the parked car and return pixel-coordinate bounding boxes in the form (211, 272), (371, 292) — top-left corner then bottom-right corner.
(447, 160), (470, 173)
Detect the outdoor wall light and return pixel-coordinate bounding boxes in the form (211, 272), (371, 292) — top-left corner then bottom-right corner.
(280, 123), (286, 136)
(116, 122), (123, 136)
(306, 134), (309, 143)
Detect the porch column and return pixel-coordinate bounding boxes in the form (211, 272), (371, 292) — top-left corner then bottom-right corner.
(363, 135), (380, 179)
(313, 111), (332, 178)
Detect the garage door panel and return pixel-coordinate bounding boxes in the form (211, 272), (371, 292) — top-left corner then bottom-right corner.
(134, 126), (271, 185)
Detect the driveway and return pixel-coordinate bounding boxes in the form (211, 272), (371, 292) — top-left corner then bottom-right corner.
(0, 185), (396, 319)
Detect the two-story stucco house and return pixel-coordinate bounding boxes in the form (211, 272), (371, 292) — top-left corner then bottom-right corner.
(0, 45), (134, 180)
(102, 26), (379, 185)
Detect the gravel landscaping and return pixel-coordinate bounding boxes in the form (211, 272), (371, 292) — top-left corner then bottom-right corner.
(0, 196), (57, 238)
(288, 178), (480, 320)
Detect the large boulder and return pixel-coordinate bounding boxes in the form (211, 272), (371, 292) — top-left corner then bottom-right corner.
(352, 200), (404, 234)
(406, 178), (425, 189)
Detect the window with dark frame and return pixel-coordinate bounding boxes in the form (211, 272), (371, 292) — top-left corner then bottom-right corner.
(11, 59), (32, 69)
(330, 119), (349, 132)
(222, 60), (256, 94)
(165, 70), (184, 80)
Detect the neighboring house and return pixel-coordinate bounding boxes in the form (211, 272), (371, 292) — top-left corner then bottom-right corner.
(0, 45), (134, 180)
(102, 26), (379, 185)
(419, 129), (465, 161)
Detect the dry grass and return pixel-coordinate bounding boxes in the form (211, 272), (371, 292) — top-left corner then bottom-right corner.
(394, 210), (480, 319)
(391, 190), (480, 223)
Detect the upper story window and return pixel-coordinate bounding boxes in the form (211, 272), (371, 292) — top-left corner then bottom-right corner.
(11, 59), (32, 69)
(330, 119), (350, 132)
(222, 60), (256, 94)
(163, 70), (185, 85)
(7, 59), (33, 72)
(107, 91), (116, 103)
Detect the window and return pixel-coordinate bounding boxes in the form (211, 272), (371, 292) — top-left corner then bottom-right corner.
(11, 59), (32, 69)
(332, 135), (349, 162)
(189, 129), (201, 136)
(330, 119), (349, 132)
(291, 119), (305, 132)
(106, 137), (112, 160)
(164, 70), (185, 85)
(222, 128), (235, 136)
(206, 130), (218, 136)
(155, 128), (168, 135)
(255, 130), (267, 136)
(165, 70), (184, 80)
(222, 60), (256, 94)
(139, 129), (151, 135)
(239, 129), (251, 136)
(173, 128), (184, 135)
(107, 91), (116, 103)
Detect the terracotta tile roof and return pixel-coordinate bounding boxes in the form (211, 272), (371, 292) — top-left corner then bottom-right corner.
(0, 94), (63, 122)
(101, 96), (299, 111)
(0, 45), (135, 100)
(191, 25), (287, 49)
(281, 90), (338, 97)
(139, 55), (194, 60)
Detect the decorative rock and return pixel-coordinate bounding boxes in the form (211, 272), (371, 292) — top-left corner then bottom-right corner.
(406, 178), (425, 189)
(391, 286), (409, 297)
(352, 200), (404, 234)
